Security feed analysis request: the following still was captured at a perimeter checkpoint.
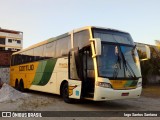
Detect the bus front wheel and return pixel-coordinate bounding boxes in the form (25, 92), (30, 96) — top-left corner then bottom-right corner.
(62, 83), (74, 103)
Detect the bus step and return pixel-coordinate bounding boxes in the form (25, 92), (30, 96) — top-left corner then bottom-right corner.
(84, 97), (93, 100)
(86, 92), (94, 98)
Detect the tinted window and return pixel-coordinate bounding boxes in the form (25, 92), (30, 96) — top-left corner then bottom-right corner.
(56, 36), (71, 57)
(21, 52), (27, 64)
(17, 40), (21, 44)
(26, 49), (34, 62)
(43, 42), (56, 59)
(14, 54), (19, 65)
(93, 29), (134, 45)
(17, 54), (22, 64)
(0, 38), (5, 44)
(8, 48), (12, 51)
(8, 39), (12, 43)
(11, 55), (15, 66)
(34, 45), (44, 61)
(73, 30), (90, 49)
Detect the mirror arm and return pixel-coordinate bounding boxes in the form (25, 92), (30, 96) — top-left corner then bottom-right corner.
(140, 58), (149, 61)
(89, 38), (101, 57)
(89, 39), (96, 58)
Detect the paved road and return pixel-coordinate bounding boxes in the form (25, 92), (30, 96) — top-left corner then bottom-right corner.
(0, 90), (160, 120)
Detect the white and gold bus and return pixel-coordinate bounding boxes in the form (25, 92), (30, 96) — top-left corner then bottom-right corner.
(10, 26), (150, 103)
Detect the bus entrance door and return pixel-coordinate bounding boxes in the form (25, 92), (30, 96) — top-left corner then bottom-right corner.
(68, 48), (82, 99)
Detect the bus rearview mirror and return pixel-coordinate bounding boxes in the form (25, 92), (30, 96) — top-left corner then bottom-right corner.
(145, 45), (151, 60)
(136, 45), (151, 61)
(90, 38), (101, 56)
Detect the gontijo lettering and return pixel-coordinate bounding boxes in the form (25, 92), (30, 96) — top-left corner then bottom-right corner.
(19, 64), (34, 71)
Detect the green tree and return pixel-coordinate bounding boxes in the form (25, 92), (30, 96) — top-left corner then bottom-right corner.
(138, 47), (160, 86)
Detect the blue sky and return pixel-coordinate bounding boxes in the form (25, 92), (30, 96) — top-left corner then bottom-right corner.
(0, 0), (160, 48)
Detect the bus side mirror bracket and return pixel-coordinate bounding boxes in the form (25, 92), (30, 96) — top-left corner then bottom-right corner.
(137, 45), (151, 61)
(146, 45), (151, 59)
(140, 45), (150, 61)
(90, 38), (101, 57)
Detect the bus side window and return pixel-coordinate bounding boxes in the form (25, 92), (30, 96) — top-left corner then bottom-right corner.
(21, 52), (26, 64)
(26, 49), (34, 63)
(55, 36), (71, 58)
(73, 30), (90, 49)
(14, 54), (19, 65)
(11, 55), (15, 66)
(18, 54), (22, 64)
(43, 42), (56, 59)
(34, 46), (44, 61)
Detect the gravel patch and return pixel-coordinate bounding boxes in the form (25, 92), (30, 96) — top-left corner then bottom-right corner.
(0, 83), (29, 102)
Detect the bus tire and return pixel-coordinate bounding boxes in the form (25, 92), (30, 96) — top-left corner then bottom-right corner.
(19, 79), (24, 92)
(62, 82), (74, 103)
(15, 79), (19, 90)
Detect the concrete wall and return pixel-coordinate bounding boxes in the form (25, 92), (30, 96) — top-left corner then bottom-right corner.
(0, 67), (10, 84)
(0, 51), (13, 66)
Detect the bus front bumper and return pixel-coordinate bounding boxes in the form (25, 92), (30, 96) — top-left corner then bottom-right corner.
(93, 86), (142, 101)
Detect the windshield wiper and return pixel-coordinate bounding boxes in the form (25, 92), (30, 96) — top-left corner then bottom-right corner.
(120, 47), (137, 79)
(113, 53), (121, 79)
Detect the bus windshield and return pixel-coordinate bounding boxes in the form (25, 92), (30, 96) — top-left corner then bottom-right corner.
(97, 43), (141, 79)
(93, 28), (134, 45)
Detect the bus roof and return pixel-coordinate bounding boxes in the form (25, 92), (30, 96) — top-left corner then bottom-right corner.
(72, 26), (129, 34)
(12, 26), (129, 55)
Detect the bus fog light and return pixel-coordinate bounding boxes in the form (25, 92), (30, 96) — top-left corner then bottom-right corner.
(137, 82), (142, 87)
(96, 82), (112, 88)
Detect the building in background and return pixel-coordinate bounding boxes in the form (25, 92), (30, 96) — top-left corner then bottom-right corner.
(0, 27), (23, 83)
(0, 28), (23, 51)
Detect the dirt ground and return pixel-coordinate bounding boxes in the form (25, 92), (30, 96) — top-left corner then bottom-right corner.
(0, 85), (160, 120)
(141, 85), (160, 98)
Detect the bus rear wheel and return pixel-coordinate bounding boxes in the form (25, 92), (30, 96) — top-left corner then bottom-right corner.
(19, 79), (24, 92)
(62, 83), (74, 103)
(15, 79), (19, 90)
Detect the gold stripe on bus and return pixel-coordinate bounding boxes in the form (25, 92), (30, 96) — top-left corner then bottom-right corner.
(10, 62), (39, 88)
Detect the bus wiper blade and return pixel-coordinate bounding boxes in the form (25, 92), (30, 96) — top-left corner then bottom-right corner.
(133, 45), (136, 51)
(126, 60), (137, 78)
(113, 54), (121, 79)
(120, 49), (137, 79)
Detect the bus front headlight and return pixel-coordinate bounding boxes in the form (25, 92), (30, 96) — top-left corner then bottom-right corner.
(96, 82), (112, 88)
(137, 82), (142, 87)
